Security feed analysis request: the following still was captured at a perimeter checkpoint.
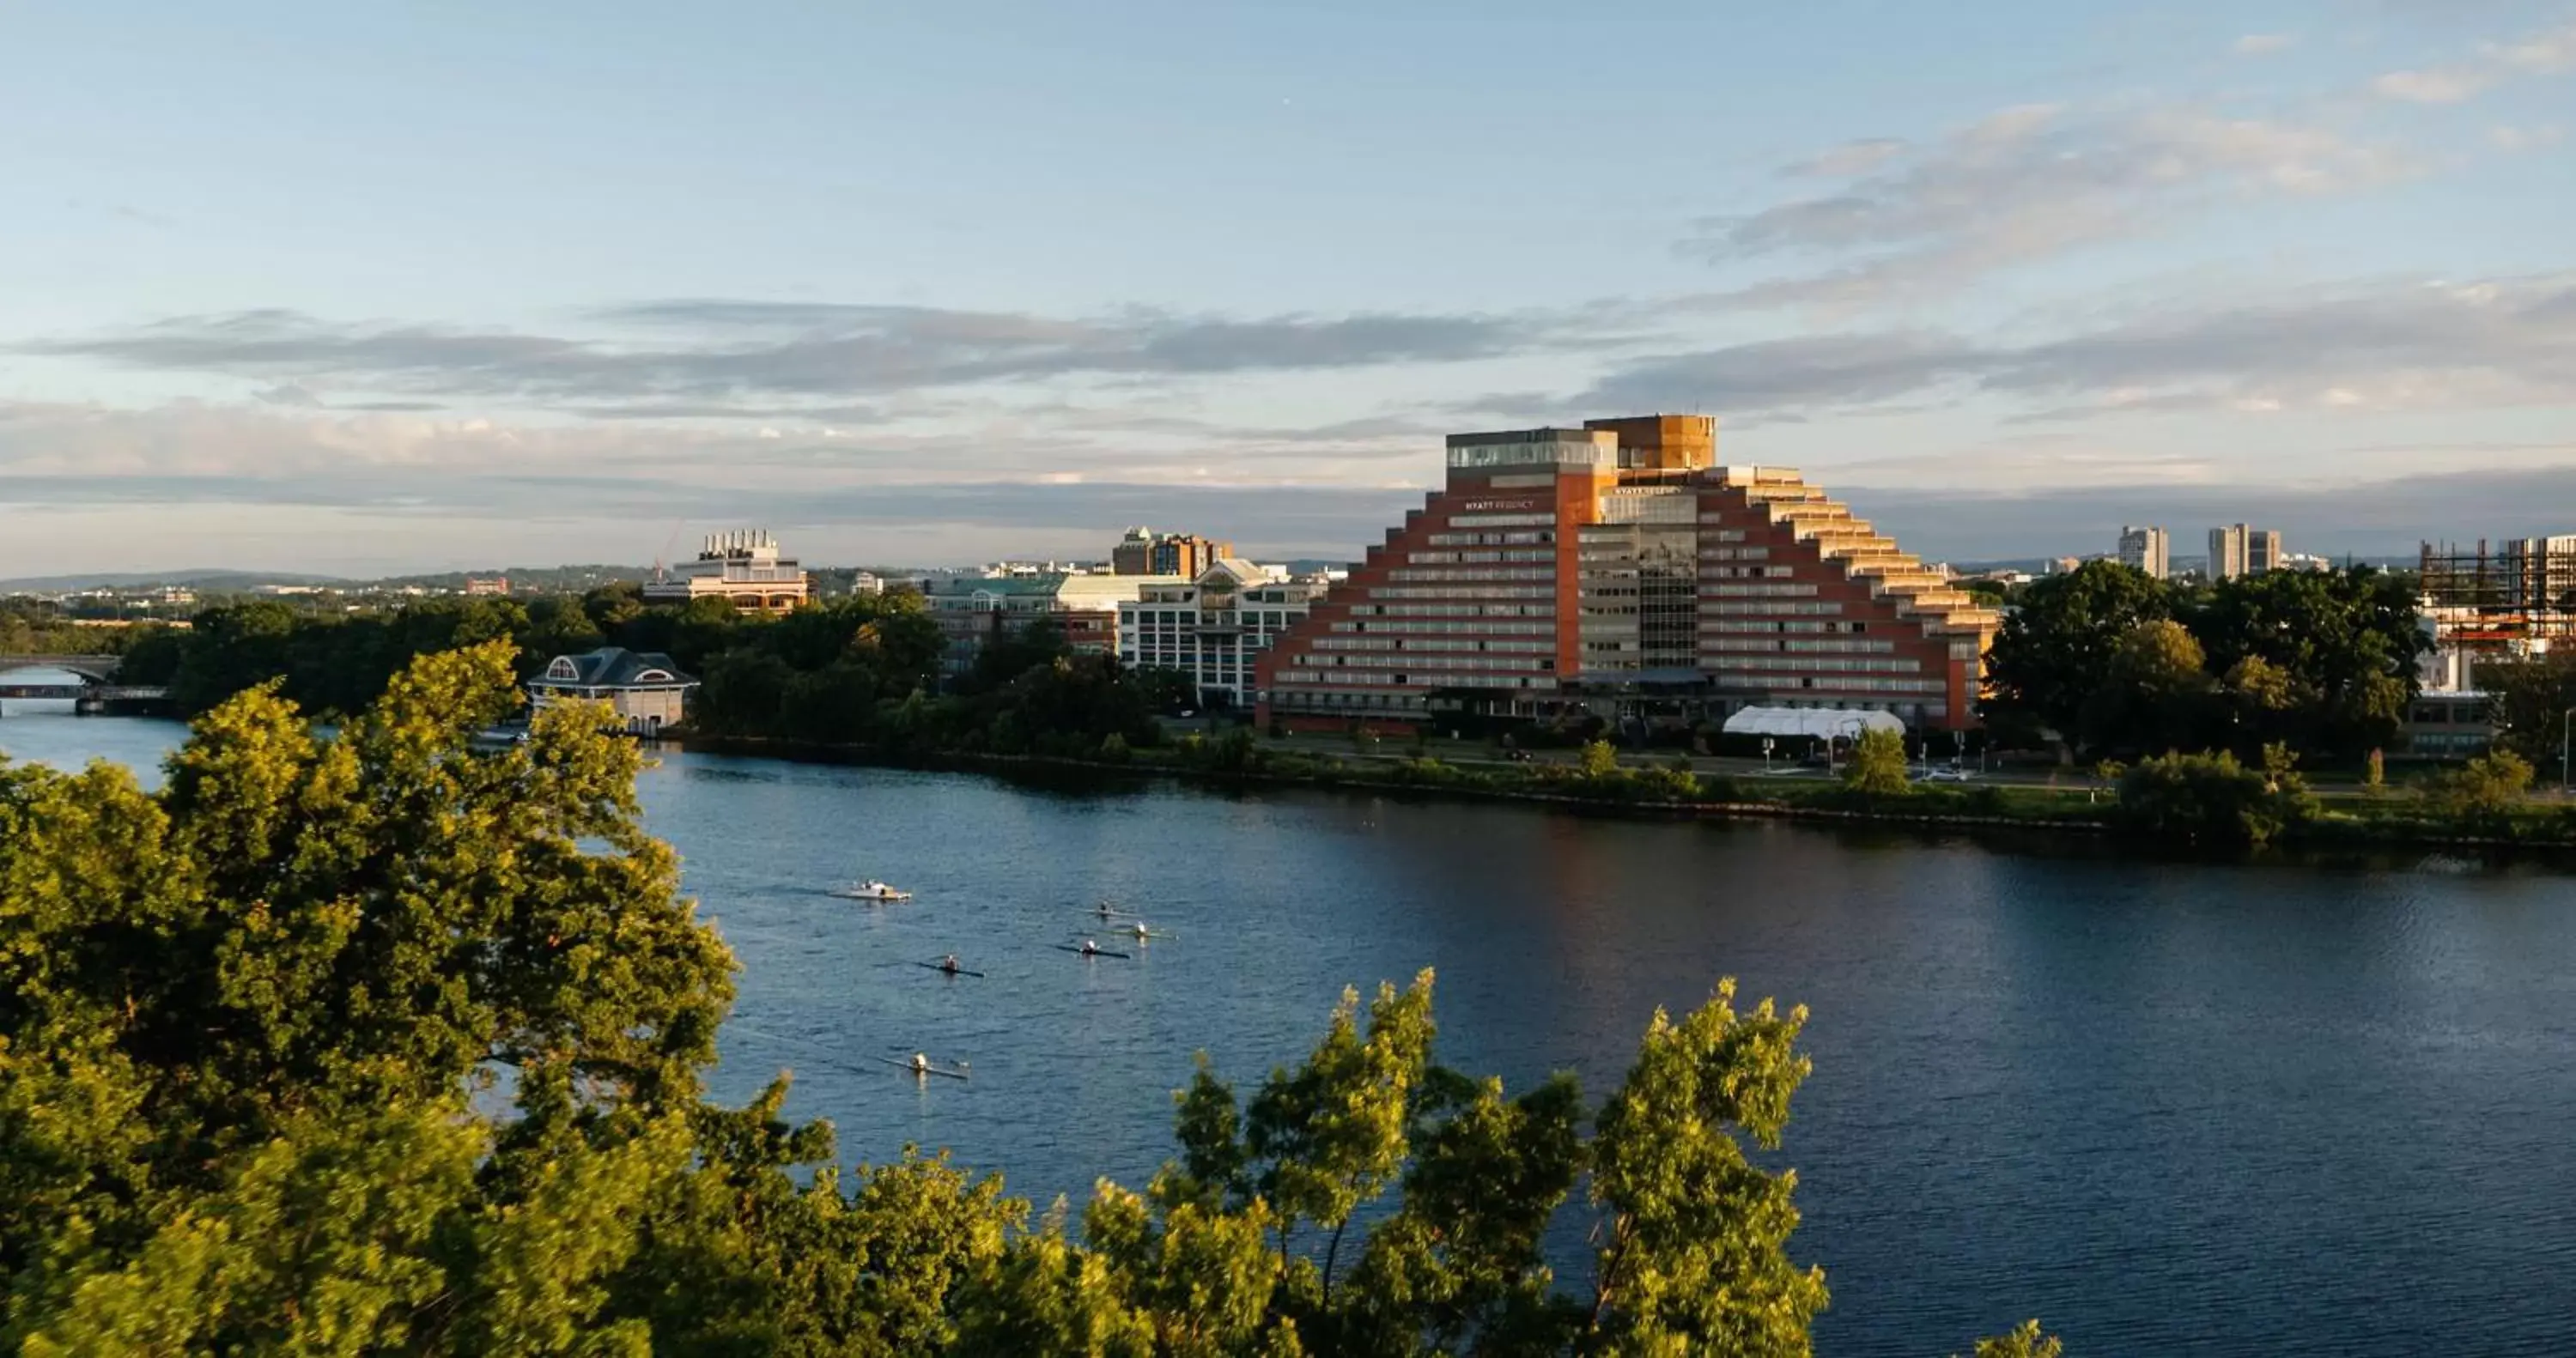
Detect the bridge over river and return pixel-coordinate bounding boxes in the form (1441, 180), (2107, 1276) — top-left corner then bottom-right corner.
(0, 655), (171, 712)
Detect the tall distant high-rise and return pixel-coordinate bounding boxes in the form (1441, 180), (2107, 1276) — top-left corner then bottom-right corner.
(2207, 524), (2284, 580)
(2117, 525), (2170, 580)
(2208, 524), (2245, 580)
(2248, 528), (2284, 575)
(1254, 415), (1999, 733)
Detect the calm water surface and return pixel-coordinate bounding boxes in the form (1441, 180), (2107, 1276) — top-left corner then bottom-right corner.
(8, 705), (2574, 1357)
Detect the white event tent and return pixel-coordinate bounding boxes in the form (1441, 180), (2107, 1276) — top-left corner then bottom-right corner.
(1720, 706), (1905, 739)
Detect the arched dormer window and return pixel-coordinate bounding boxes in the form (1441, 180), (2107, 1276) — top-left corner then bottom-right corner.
(634, 669), (673, 683)
(544, 657), (580, 682)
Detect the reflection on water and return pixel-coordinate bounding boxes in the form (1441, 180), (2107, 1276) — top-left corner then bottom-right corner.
(7, 716), (2575, 1357)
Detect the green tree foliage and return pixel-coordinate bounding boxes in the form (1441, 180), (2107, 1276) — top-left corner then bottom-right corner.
(2476, 653), (2576, 771)
(1842, 727), (1911, 796)
(1963, 1319), (2066, 1358)
(1988, 563), (2426, 767)
(1585, 980), (1827, 1354)
(2415, 749), (2534, 822)
(967, 615), (1075, 694)
(1577, 741), (1619, 779)
(2, 647), (2047, 1355)
(0, 601), (191, 671)
(2113, 749), (2311, 847)
(2077, 620), (2215, 756)
(2184, 567), (2424, 760)
(1983, 561), (2172, 750)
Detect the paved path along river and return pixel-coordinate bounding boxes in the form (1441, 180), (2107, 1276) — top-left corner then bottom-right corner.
(8, 707), (2573, 1356)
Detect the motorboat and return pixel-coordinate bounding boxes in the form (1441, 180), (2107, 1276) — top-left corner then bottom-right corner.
(834, 879), (913, 902)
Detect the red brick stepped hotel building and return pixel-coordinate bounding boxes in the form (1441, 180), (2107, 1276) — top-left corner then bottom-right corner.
(1254, 415), (1997, 734)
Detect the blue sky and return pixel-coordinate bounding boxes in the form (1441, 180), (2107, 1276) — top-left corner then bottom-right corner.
(3, 0), (2572, 575)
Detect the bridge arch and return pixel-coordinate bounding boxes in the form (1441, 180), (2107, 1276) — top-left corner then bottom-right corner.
(0, 655), (124, 684)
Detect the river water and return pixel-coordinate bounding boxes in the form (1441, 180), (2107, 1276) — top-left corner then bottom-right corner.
(6, 704), (2574, 1356)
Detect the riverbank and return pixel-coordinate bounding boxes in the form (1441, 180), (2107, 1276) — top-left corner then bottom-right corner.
(669, 730), (2576, 860)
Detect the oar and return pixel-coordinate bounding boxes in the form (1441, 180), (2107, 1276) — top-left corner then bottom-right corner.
(872, 1055), (970, 1081)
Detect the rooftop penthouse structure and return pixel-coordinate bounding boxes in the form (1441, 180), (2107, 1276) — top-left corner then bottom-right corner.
(643, 530), (809, 613)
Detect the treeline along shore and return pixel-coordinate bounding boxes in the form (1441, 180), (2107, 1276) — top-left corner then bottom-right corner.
(31, 566), (2576, 854)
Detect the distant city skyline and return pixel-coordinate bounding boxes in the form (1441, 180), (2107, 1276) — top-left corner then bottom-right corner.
(3, 1), (2573, 575)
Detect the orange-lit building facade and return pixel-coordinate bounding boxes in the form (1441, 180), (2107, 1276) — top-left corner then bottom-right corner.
(1254, 415), (1998, 733)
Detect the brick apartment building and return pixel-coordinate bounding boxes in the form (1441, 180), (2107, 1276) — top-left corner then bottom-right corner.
(1253, 415), (1998, 733)
(1112, 527), (1234, 578)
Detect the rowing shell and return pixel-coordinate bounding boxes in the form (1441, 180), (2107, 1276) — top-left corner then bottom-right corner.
(1053, 944), (1134, 960)
(911, 961), (988, 978)
(872, 1056), (970, 1081)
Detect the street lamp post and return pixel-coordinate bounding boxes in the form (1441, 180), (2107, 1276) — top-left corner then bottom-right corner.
(2561, 707), (2573, 795)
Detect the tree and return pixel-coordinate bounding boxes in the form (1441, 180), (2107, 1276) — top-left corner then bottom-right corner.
(1984, 561), (2173, 754)
(1843, 726), (1911, 795)
(2114, 749), (2309, 847)
(0, 642), (739, 1350)
(167, 600), (302, 712)
(2476, 653), (2576, 771)
(1963, 1319), (2067, 1358)
(1133, 665), (1203, 715)
(2417, 749), (2534, 822)
(515, 594), (607, 675)
(1586, 979), (1828, 1354)
(2077, 619), (2215, 756)
(2185, 567), (2422, 759)
(968, 616), (1074, 693)
(1578, 740), (1619, 779)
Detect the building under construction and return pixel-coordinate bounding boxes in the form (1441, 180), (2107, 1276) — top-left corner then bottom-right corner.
(2418, 537), (2576, 657)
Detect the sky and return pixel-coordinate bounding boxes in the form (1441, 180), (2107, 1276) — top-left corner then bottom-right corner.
(3, 0), (2573, 576)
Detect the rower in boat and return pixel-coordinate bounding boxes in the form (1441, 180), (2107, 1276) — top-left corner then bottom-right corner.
(909, 1052), (930, 1075)
(939, 953), (962, 974)
(1079, 937), (1100, 956)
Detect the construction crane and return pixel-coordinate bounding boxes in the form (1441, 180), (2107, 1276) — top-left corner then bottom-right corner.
(651, 519), (687, 583)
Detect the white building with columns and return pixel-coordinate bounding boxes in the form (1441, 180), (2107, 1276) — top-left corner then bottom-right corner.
(1118, 560), (1327, 708)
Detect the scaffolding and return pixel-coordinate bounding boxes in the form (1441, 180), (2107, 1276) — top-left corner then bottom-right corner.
(2419, 538), (2576, 654)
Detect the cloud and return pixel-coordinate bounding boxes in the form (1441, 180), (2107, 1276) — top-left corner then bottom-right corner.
(1577, 332), (1983, 414)
(0, 395), (1455, 510)
(252, 382), (325, 408)
(1781, 138), (1910, 178)
(2372, 66), (2498, 103)
(2233, 33), (2296, 56)
(2488, 123), (2567, 149)
(17, 300), (1619, 419)
(0, 401), (1421, 563)
(2372, 17), (2576, 102)
(1679, 102), (2410, 306)
(2494, 19), (2576, 72)
(1579, 271), (2576, 418)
